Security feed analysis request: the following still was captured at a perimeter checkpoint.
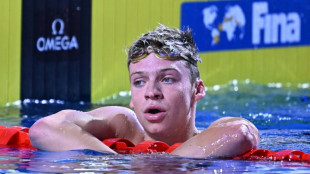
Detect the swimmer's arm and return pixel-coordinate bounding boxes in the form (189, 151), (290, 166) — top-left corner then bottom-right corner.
(171, 117), (260, 158)
(29, 109), (116, 153)
(29, 106), (144, 153)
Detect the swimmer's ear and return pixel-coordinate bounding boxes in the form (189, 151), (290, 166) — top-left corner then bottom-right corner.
(194, 80), (205, 101)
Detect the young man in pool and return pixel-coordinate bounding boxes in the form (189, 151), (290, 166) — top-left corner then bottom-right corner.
(29, 25), (259, 158)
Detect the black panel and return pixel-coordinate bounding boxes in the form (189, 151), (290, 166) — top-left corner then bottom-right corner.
(21, 0), (91, 103)
(21, 0), (91, 122)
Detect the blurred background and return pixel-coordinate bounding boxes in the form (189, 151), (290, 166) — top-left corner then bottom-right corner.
(0, 0), (309, 106)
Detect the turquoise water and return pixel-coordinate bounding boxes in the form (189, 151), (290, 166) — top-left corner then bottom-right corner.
(0, 80), (310, 173)
(1, 148), (310, 173)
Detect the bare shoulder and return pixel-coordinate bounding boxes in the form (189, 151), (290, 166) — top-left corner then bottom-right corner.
(30, 106), (144, 146)
(208, 117), (258, 130)
(87, 106), (136, 118)
(172, 117), (259, 158)
(87, 106), (145, 144)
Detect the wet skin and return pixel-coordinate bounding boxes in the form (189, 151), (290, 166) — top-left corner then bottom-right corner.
(29, 53), (260, 158)
(129, 53), (202, 145)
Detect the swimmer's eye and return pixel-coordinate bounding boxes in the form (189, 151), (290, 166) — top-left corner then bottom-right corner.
(162, 77), (175, 83)
(133, 80), (145, 87)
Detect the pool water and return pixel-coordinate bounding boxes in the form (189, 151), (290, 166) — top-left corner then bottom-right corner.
(1, 147), (310, 173)
(0, 80), (310, 173)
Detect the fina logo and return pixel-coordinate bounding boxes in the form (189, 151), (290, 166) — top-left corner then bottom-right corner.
(202, 1), (301, 46)
(36, 18), (79, 52)
(252, 2), (300, 45)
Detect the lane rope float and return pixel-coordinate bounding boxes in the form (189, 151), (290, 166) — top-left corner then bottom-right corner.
(0, 125), (36, 149)
(1, 126), (309, 162)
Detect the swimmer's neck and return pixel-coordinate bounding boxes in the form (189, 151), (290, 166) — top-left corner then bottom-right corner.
(143, 126), (199, 145)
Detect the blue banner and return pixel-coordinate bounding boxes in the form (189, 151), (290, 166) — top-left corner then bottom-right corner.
(181, 0), (310, 52)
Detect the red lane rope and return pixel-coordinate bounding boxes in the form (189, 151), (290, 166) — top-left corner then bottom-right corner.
(1, 126), (309, 162)
(0, 126), (36, 149)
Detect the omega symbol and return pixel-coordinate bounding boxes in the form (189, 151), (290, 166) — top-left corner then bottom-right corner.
(52, 18), (65, 35)
(36, 18), (79, 52)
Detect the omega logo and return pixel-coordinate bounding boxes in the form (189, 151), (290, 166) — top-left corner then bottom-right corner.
(36, 18), (79, 52)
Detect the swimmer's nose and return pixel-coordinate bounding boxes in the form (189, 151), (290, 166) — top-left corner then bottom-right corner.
(145, 82), (163, 100)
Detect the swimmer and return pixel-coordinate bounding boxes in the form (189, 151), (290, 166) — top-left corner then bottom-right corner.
(29, 25), (259, 158)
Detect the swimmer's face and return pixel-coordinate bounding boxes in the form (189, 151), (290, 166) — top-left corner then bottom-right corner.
(129, 53), (204, 139)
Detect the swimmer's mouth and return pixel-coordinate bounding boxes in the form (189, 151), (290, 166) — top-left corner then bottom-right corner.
(145, 107), (165, 114)
(144, 107), (166, 121)
(148, 109), (161, 114)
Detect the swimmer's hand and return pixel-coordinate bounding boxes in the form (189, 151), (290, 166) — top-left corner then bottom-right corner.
(171, 117), (260, 158)
(29, 106), (144, 153)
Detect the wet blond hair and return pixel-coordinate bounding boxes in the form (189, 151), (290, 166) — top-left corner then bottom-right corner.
(127, 25), (202, 84)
